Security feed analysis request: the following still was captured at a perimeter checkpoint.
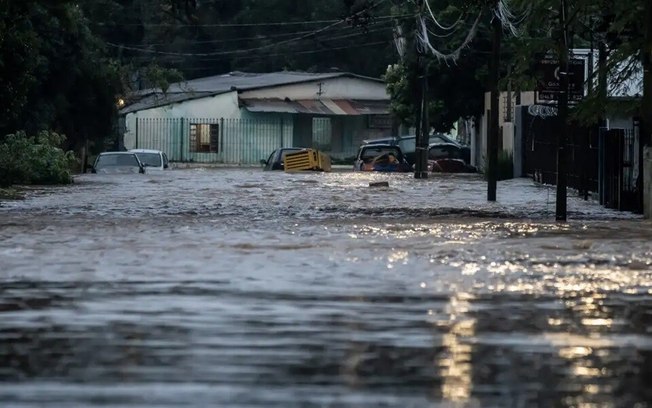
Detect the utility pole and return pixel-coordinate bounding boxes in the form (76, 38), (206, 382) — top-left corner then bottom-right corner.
(640, 0), (652, 214)
(487, 4), (501, 201)
(413, 56), (424, 176)
(414, 0), (429, 179)
(415, 58), (429, 178)
(555, 0), (569, 221)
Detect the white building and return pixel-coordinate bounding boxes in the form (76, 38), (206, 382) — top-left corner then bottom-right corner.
(119, 71), (393, 164)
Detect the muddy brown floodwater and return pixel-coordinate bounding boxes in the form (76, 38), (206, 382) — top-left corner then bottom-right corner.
(1, 169), (651, 407)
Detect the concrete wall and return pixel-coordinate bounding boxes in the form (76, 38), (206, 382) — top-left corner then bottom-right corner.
(240, 77), (388, 100)
(606, 115), (634, 130)
(475, 91), (536, 171)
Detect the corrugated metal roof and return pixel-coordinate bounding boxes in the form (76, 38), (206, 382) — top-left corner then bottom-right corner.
(119, 92), (216, 115)
(120, 71), (383, 114)
(241, 98), (389, 115)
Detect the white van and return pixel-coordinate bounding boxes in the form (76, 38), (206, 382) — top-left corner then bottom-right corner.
(129, 149), (169, 171)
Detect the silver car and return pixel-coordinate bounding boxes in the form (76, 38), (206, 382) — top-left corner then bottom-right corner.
(129, 149), (169, 171)
(92, 152), (145, 174)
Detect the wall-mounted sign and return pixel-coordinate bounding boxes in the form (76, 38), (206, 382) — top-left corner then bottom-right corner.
(536, 57), (586, 103)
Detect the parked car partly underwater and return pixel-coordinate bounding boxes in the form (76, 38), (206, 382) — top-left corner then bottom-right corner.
(130, 149), (169, 171)
(353, 144), (411, 172)
(92, 152), (145, 174)
(427, 143), (476, 173)
(396, 133), (471, 166)
(359, 133), (471, 166)
(261, 147), (308, 171)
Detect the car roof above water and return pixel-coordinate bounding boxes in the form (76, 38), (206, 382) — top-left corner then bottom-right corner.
(129, 149), (164, 154)
(99, 151), (139, 155)
(358, 144), (403, 156)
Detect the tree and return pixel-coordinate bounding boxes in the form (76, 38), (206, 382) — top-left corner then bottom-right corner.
(89, 0), (398, 80)
(508, 0), (647, 124)
(382, 1), (492, 132)
(0, 0), (125, 151)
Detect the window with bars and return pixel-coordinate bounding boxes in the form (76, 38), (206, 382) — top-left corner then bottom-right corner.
(189, 123), (220, 153)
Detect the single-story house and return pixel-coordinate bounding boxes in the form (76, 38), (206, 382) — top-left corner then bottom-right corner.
(119, 71), (394, 164)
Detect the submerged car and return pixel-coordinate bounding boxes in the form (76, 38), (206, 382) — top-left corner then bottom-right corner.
(427, 143), (476, 173)
(397, 133), (471, 166)
(92, 152), (145, 174)
(359, 133), (470, 166)
(353, 144), (411, 172)
(261, 147), (308, 171)
(130, 149), (169, 171)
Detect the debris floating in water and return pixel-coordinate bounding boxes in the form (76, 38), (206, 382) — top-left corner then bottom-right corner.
(369, 181), (389, 188)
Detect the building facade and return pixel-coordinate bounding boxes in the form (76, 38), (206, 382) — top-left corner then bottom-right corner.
(120, 71), (394, 164)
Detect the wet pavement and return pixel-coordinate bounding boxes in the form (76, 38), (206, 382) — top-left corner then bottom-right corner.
(0, 168), (651, 407)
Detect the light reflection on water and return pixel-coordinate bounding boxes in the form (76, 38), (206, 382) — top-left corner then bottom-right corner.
(0, 169), (651, 407)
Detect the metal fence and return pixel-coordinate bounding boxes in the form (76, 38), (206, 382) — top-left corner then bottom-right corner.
(520, 105), (642, 213)
(600, 128), (641, 211)
(135, 118), (292, 165)
(521, 107), (599, 196)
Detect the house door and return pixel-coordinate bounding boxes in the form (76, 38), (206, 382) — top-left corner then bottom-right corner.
(293, 115), (312, 147)
(312, 117), (332, 152)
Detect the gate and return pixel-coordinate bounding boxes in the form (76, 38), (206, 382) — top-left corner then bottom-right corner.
(600, 128), (641, 211)
(521, 106), (598, 196)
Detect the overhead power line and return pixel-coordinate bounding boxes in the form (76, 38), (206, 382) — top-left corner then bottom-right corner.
(106, 3), (398, 58)
(92, 10), (406, 28)
(107, 24), (391, 57)
(114, 18), (400, 48)
(156, 40), (391, 69)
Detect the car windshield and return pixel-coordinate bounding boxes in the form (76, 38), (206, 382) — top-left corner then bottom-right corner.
(95, 154), (140, 169)
(360, 146), (401, 161)
(134, 152), (162, 167)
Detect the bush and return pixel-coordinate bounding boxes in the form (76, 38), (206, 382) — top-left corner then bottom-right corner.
(481, 150), (514, 181)
(0, 131), (77, 187)
(497, 150), (514, 181)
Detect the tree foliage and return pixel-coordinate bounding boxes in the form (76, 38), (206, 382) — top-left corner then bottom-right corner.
(382, 0), (647, 130)
(508, 0), (647, 124)
(0, 131), (76, 187)
(1, 0), (647, 157)
(0, 0), (124, 150)
(383, 1), (492, 131)
(86, 0), (398, 80)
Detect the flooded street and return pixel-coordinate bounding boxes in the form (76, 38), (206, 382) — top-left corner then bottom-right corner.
(1, 168), (651, 407)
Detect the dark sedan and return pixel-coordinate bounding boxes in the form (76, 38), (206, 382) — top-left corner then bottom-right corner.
(427, 143), (476, 173)
(353, 144), (411, 172)
(397, 133), (471, 166)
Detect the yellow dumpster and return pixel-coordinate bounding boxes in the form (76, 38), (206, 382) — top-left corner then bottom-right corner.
(284, 149), (331, 172)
